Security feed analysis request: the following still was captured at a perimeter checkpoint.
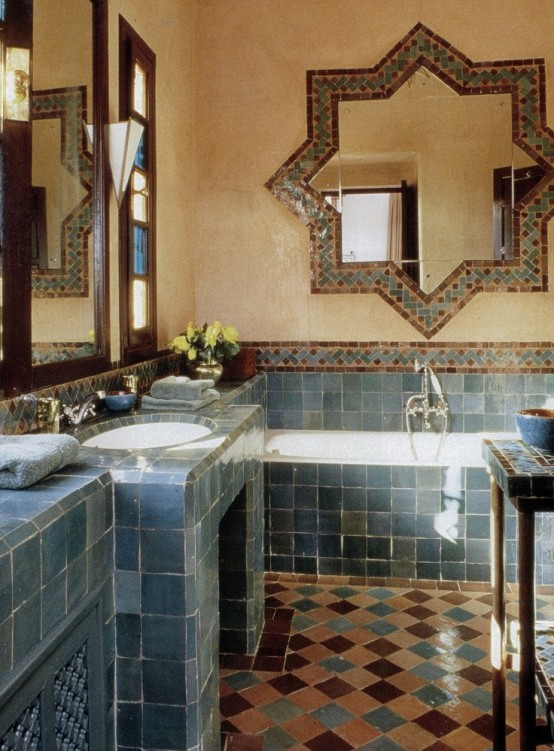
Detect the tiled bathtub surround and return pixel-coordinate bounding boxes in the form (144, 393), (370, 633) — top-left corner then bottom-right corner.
(264, 459), (531, 584)
(265, 370), (554, 431)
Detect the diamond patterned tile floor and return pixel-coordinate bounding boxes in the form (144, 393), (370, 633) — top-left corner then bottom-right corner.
(221, 575), (554, 751)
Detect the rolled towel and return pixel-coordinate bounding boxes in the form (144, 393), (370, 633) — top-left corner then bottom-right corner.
(0, 434), (81, 489)
(150, 376), (190, 400)
(141, 389), (219, 412)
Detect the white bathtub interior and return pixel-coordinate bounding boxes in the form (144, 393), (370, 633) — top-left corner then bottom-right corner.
(264, 429), (516, 466)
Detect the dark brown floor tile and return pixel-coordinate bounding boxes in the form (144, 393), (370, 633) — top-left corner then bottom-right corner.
(220, 693), (254, 718)
(364, 657), (403, 679)
(456, 664), (492, 686)
(362, 678), (404, 703)
(404, 604), (437, 620)
(466, 713), (496, 741)
(251, 655), (285, 671)
(406, 621), (439, 638)
(404, 589), (433, 603)
(320, 635), (355, 653)
(289, 633), (314, 651)
(314, 676), (355, 699)
(284, 653), (311, 671)
(364, 637), (401, 656)
(304, 729), (354, 751)
(327, 600), (358, 614)
(224, 733), (264, 751)
(267, 673), (308, 695)
(414, 709), (461, 738)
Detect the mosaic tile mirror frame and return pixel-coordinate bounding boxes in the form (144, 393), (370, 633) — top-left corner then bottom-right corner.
(266, 23), (554, 338)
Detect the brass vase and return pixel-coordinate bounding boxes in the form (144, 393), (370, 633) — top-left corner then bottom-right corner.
(187, 358), (223, 384)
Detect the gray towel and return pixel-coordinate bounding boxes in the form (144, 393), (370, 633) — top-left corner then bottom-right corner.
(150, 376), (215, 401)
(0, 434), (81, 489)
(141, 390), (219, 412)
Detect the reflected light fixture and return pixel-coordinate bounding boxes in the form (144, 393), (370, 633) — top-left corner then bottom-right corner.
(3, 46), (31, 126)
(85, 118), (144, 205)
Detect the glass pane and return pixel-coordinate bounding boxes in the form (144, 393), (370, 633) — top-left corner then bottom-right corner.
(0, 1), (5, 22)
(132, 279), (147, 330)
(133, 62), (147, 117)
(134, 131), (147, 170)
(132, 170), (148, 222)
(133, 225), (147, 275)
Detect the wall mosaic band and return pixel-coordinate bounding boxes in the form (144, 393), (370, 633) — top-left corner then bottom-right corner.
(31, 86), (92, 298)
(247, 341), (554, 373)
(266, 23), (554, 338)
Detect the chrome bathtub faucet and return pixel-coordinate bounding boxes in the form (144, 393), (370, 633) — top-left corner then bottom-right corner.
(405, 361), (449, 460)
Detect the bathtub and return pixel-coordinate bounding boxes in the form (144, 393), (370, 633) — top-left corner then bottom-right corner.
(264, 429), (514, 467)
(263, 428), (516, 582)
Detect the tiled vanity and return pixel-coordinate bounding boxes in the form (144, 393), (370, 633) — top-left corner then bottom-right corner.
(0, 384), (265, 751)
(484, 439), (554, 751)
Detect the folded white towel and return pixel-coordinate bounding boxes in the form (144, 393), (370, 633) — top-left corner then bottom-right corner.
(0, 434), (81, 489)
(150, 376), (216, 401)
(141, 390), (219, 412)
(150, 376), (190, 400)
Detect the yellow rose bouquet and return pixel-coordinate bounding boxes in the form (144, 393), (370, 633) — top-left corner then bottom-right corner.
(168, 320), (240, 364)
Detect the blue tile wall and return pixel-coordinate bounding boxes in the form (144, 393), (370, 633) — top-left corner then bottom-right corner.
(266, 371), (554, 432)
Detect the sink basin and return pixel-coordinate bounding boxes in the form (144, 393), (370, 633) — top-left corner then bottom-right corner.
(82, 421), (212, 450)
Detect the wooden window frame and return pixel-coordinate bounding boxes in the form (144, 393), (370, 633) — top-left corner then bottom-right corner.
(118, 16), (157, 364)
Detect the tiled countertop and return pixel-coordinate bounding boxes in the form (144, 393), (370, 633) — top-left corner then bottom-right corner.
(483, 438), (554, 503)
(0, 376), (265, 549)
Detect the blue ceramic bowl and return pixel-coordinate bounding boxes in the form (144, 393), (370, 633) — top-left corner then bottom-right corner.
(104, 390), (137, 412)
(516, 409), (554, 452)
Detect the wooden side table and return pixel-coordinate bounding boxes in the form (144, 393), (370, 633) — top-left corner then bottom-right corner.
(484, 439), (554, 751)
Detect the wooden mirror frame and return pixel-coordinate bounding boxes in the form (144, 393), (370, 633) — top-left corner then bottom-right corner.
(1, 0), (110, 396)
(266, 23), (554, 338)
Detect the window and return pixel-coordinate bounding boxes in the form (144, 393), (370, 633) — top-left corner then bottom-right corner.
(119, 17), (156, 363)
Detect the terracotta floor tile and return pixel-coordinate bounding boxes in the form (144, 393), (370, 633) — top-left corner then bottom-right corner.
(334, 688), (380, 715)
(240, 682), (282, 707)
(386, 691), (430, 720)
(387, 720), (439, 749)
(287, 685), (333, 712)
(220, 578), (554, 751)
(228, 707), (272, 735)
(334, 716), (381, 746)
(282, 712), (326, 743)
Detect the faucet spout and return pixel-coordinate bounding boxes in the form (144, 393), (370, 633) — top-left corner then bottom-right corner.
(62, 391), (105, 427)
(406, 362), (449, 461)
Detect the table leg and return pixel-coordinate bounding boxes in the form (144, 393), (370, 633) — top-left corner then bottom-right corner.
(518, 510), (537, 750)
(490, 474), (506, 751)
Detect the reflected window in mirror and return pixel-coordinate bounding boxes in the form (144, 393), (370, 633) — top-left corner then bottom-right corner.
(119, 16), (157, 364)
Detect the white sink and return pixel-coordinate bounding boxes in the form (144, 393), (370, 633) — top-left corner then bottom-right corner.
(82, 422), (212, 450)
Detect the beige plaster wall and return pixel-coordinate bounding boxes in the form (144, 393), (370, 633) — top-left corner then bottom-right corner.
(107, 0), (196, 359)
(194, 0), (554, 343)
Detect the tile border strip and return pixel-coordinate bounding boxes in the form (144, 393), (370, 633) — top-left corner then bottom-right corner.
(245, 341), (554, 373)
